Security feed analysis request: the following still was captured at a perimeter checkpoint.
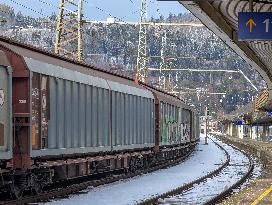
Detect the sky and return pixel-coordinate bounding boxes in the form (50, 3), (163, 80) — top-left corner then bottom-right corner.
(0, 0), (189, 21)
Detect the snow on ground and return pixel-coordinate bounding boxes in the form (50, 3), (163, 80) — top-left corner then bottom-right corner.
(43, 135), (226, 205)
(160, 137), (253, 204)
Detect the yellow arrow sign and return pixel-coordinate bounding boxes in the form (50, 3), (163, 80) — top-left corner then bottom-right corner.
(246, 18), (256, 32)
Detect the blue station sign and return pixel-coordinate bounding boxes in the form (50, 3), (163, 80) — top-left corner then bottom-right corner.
(233, 120), (244, 125)
(238, 12), (272, 40)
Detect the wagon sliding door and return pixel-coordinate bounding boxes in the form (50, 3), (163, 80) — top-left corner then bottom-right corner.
(31, 73), (49, 150)
(0, 66), (12, 159)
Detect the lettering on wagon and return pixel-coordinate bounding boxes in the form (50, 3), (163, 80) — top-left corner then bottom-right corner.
(19, 99), (27, 104)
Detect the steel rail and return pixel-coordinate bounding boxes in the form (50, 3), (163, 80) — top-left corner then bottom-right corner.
(204, 136), (254, 205)
(138, 138), (231, 205)
(0, 143), (198, 205)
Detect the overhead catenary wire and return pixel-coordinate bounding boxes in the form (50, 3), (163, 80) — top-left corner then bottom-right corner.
(8, 0), (48, 17)
(169, 91), (227, 95)
(87, 53), (232, 61)
(34, 0), (77, 15)
(83, 19), (203, 27)
(2, 0), (258, 110)
(82, 0), (128, 23)
(148, 67), (242, 72)
(124, 0), (140, 18)
(4, 0), (258, 92)
(148, 67), (258, 91)
(32, 0), (132, 24)
(239, 69), (258, 91)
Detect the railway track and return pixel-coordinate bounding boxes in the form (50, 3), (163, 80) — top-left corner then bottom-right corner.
(0, 144), (197, 205)
(203, 140), (254, 205)
(138, 136), (254, 205)
(1, 138), (254, 205)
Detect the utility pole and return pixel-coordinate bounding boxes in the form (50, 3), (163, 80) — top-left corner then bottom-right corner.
(205, 106), (209, 144)
(55, 0), (83, 62)
(158, 32), (177, 93)
(159, 31), (167, 89)
(135, 0), (148, 83)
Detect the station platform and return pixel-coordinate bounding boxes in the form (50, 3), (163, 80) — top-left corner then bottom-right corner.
(216, 135), (272, 205)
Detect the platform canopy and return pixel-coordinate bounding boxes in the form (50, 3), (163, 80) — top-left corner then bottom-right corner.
(179, 0), (272, 109)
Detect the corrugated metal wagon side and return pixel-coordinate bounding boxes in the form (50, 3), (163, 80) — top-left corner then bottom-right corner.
(196, 114), (200, 140)
(24, 57), (155, 158)
(25, 58), (112, 157)
(191, 112), (200, 142)
(0, 37), (200, 197)
(182, 108), (192, 143)
(109, 82), (155, 151)
(0, 51), (12, 161)
(149, 88), (193, 147)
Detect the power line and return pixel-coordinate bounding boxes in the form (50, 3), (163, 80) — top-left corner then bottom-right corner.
(148, 67), (258, 91)
(8, 0), (48, 17)
(86, 53), (235, 62)
(83, 19), (203, 27)
(126, 0), (140, 17)
(34, 0), (77, 15)
(169, 91), (227, 95)
(154, 0), (162, 19)
(34, 0), (131, 24)
(148, 67), (241, 73)
(82, 0), (127, 23)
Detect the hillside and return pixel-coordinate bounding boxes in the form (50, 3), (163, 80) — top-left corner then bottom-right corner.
(0, 3), (265, 115)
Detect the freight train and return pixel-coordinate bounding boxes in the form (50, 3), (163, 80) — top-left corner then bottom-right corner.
(0, 36), (200, 198)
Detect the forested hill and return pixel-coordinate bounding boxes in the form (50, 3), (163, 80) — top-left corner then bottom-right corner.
(0, 3), (265, 115)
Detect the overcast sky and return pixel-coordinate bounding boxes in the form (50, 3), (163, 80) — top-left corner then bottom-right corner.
(0, 0), (189, 21)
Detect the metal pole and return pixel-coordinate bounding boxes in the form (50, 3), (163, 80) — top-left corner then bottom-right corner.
(55, 0), (65, 55)
(205, 106), (208, 144)
(77, 0), (83, 62)
(249, 0), (253, 12)
(159, 31), (167, 89)
(54, 0), (83, 61)
(136, 0), (148, 83)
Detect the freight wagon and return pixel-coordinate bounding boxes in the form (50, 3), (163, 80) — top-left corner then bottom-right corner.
(0, 36), (200, 198)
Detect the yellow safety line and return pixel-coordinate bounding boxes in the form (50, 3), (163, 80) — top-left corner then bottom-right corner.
(251, 185), (272, 205)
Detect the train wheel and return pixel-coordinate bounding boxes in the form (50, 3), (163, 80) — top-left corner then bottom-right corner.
(32, 182), (42, 195)
(129, 157), (137, 172)
(9, 183), (23, 199)
(31, 175), (42, 195)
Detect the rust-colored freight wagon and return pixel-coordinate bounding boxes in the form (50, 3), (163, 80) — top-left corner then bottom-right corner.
(0, 36), (199, 198)
(192, 112), (200, 142)
(0, 51), (12, 162)
(146, 87), (195, 148)
(0, 38), (155, 158)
